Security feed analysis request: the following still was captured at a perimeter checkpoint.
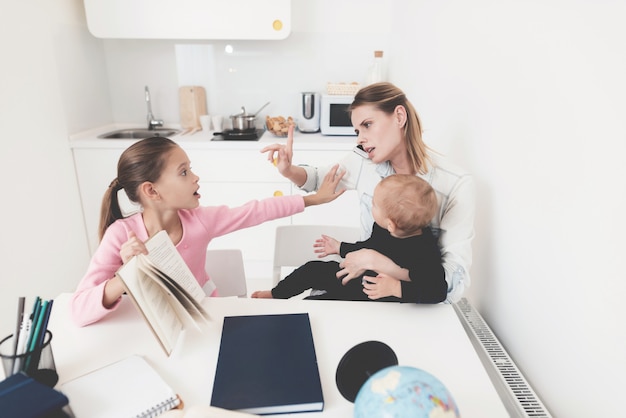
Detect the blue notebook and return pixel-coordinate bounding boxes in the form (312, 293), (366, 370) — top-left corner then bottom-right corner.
(210, 313), (324, 415)
(0, 372), (69, 418)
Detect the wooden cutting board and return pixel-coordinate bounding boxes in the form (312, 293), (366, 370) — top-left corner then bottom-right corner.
(179, 86), (207, 130)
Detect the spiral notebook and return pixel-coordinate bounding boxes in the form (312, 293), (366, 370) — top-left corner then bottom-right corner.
(61, 355), (181, 418)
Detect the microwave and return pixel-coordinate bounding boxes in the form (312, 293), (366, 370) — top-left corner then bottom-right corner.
(320, 94), (356, 136)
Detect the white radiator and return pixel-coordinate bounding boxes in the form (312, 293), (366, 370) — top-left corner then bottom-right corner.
(454, 298), (552, 418)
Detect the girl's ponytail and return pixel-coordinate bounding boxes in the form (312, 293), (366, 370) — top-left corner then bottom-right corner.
(98, 178), (124, 241)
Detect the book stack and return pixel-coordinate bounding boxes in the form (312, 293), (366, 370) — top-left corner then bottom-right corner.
(0, 372), (69, 418)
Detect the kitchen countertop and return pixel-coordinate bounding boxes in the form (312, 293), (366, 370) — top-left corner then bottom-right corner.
(69, 124), (358, 151)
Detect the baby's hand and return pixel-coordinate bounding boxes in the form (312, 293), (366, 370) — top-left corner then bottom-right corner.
(362, 273), (402, 299)
(314, 234), (340, 257)
(120, 231), (148, 263)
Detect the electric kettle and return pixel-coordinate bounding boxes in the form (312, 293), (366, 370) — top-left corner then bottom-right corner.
(298, 92), (320, 133)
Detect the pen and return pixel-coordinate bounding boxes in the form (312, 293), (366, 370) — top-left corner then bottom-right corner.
(12, 318), (30, 374)
(35, 299), (53, 350)
(11, 297), (25, 372)
(24, 298), (41, 357)
(25, 299), (49, 373)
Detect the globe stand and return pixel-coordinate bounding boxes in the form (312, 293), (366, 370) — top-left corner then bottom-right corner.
(335, 340), (398, 402)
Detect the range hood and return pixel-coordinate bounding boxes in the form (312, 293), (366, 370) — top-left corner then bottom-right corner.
(83, 0), (291, 40)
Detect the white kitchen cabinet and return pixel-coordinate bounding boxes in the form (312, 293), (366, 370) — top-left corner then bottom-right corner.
(71, 131), (359, 279)
(72, 147), (124, 254)
(83, 0), (291, 40)
(198, 181), (292, 260)
(189, 149), (284, 183)
(190, 147), (293, 266)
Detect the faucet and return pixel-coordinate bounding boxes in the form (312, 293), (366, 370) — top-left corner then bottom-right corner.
(145, 85), (164, 130)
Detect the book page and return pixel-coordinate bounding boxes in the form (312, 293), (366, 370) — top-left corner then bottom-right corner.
(145, 230), (207, 303)
(137, 256), (210, 327)
(117, 257), (183, 355)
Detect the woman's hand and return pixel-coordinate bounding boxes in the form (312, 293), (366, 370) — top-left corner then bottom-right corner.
(337, 248), (375, 284)
(260, 125), (295, 178)
(303, 164), (346, 206)
(120, 230), (148, 264)
(339, 248), (411, 285)
(260, 125), (308, 186)
(314, 234), (340, 258)
(362, 273), (402, 299)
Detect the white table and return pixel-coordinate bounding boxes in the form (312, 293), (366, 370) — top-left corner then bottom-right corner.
(48, 294), (509, 417)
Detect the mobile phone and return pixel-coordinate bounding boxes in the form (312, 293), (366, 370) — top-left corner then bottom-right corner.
(353, 145), (368, 158)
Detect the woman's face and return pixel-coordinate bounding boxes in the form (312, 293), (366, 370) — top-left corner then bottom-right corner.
(350, 104), (406, 164)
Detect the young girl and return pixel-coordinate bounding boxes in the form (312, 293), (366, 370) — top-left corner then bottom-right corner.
(71, 136), (345, 326)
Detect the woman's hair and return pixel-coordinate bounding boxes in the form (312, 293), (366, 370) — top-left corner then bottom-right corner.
(349, 82), (431, 174)
(376, 174), (437, 236)
(98, 137), (179, 240)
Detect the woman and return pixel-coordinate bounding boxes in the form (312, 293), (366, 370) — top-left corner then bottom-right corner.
(261, 82), (475, 303)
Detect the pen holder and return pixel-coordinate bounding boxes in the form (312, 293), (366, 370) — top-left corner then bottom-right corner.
(0, 330), (58, 387)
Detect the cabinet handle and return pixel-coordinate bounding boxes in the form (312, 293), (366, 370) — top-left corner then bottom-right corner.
(273, 190), (284, 197)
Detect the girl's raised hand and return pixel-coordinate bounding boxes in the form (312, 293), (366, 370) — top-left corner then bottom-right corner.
(120, 230), (148, 263)
(303, 164), (346, 206)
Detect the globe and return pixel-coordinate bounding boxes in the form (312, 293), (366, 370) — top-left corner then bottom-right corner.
(353, 365), (460, 418)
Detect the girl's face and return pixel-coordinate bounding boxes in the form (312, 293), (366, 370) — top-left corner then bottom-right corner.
(350, 104), (406, 164)
(151, 146), (201, 210)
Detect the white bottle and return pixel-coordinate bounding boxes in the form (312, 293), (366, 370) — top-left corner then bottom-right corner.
(366, 50), (385, 85)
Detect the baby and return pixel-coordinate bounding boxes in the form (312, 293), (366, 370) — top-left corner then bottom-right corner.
(252, 174), (447, 303)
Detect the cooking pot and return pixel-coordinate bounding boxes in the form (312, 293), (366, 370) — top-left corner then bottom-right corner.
(230, 102), (270, 131)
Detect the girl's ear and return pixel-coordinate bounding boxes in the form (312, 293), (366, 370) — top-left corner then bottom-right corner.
(139, 181), (160, 201)
(394, 105), (407, 128)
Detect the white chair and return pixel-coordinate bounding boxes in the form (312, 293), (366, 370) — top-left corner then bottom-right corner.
(272, 224), (361, 286)
(204, 249), (248, 298)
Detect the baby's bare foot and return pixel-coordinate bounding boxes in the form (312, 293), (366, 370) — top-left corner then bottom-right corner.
(251, 290), (273, 299)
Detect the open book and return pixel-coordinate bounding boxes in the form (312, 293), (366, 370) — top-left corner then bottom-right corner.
(116, 230), (210, 355)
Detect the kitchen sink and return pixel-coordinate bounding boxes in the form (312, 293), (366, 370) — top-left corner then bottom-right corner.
(98, 128), (180, 139)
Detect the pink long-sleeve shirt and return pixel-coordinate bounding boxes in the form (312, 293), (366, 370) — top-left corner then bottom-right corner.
(71, 195), (305, 326)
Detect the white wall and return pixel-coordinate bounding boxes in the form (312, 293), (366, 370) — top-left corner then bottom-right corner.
(2, 0), (625, 416)
(0, 0), (111, 338)
(98, 2), (626, 416)
(389, 2), (626, 417)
